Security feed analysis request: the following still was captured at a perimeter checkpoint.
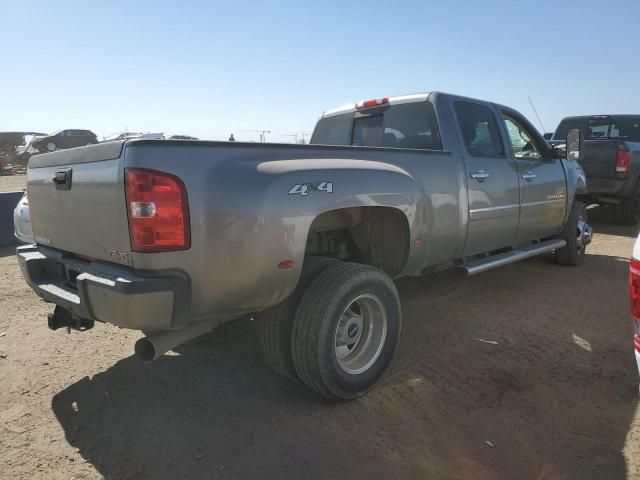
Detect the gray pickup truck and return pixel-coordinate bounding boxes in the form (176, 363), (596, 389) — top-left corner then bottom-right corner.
(18, 92), (590, 400)
(552, 115), (640, 224)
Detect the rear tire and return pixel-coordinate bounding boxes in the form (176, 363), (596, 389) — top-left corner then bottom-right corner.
(616, 184), (640, 225)
(291, 262), (401, 401)
(258, 256), (337, 381)
(556, 201), (590, 266)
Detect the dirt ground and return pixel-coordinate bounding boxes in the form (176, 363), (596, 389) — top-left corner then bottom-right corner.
(2, 174), (640, 479)
(0, 174), (27, 193)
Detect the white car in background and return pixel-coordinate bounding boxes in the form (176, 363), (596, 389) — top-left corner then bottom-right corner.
(103, 132), (166, 142)
(103, 132), (144, 142)
(13, 192), (33, 243)
(166, 134), (199, 140)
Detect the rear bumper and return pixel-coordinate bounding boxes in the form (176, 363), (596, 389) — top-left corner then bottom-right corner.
(587, 177), (635, 199)
(17, 245), (190, 331)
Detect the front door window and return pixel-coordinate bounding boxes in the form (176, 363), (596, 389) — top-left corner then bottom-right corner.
(503, 117), (543, 160)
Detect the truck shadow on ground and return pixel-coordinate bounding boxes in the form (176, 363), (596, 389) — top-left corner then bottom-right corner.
(52, 249), (638, 479)
(0, 245), (18, 258)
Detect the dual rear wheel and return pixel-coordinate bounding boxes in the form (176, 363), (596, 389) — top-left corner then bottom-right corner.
(258, 259), (401, 401)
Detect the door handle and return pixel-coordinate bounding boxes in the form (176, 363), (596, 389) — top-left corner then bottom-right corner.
(470, 170), (489, 182)
(521, 171), (536, 181)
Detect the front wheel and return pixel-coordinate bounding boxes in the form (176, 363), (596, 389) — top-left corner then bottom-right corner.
(46, 142), (57, 152)
(556, 201), (591, 266)
(291, 262), (401, 401)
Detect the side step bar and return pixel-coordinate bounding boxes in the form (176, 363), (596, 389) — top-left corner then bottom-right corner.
(460, 239), (566, 276)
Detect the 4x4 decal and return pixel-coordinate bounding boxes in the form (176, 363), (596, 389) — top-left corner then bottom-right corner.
(288, 181), (333, 196)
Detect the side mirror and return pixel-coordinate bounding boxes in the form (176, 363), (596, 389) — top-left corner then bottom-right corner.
(566, 129), (582, 161)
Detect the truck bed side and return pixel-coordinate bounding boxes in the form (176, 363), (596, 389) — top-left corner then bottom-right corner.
(25, 140), (462, 327)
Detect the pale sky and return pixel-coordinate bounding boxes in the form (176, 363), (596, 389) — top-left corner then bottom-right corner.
(2, 0), (639, 142)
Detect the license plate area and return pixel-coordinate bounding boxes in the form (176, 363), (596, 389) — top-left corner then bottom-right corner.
(65, 267), (80, 289)
(60, 257), (90, 291)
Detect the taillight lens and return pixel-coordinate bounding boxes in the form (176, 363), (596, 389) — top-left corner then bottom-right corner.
(616, 146), (631, 174)
(630, 258), (640, 351)
(125, 168), (190, 252)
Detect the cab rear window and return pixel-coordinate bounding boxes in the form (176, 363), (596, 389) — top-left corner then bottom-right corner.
(555, 116), (640, 141)
(311, 101), (442, 150)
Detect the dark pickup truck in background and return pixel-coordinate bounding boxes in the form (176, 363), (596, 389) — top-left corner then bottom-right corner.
(551, 115), (640, 224)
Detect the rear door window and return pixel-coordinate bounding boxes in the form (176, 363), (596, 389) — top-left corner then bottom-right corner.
(454, 101), (504, 157)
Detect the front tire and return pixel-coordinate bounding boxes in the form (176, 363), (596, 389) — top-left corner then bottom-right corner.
(291, 262), (401, 401)
(556, 201), (591, 266)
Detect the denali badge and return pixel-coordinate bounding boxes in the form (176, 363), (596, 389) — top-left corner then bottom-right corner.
(35, 235), (52, 246)
(288, 181), (333, 196)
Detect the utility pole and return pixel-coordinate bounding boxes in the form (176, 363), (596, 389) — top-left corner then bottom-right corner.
(281, 134), (299, 144)
(300, 132), (310, 144)
(240, 129), (271, 143)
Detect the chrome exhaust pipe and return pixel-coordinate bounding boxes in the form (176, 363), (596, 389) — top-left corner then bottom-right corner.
(135, 320), (216, 362)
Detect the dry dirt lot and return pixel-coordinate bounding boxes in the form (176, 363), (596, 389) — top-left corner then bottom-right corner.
(0, 174), (27, 193)
(2, 174), (640, 479)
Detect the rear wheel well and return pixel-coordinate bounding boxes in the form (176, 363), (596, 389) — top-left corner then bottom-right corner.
(305, 207), (410, 277)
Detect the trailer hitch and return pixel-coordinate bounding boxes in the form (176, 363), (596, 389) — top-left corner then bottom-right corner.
(47, 306), (94, 333)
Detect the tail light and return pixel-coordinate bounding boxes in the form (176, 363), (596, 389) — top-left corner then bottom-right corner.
(355, 97), (389, 110)
(125, 168), (190, 252)
(616, 145), (631, 174)
(630, 258), (640, 352)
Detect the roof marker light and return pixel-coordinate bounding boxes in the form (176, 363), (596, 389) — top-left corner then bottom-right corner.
(355, 97), (389, 110)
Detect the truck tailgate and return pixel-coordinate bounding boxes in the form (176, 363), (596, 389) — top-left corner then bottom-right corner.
(27, 141), (133, 265)
(580, 140), (621, 179)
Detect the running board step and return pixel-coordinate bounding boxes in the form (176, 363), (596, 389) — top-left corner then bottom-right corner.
(460, 239), (567, 276)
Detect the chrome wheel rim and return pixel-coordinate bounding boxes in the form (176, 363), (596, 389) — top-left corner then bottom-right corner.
(334, 294), (387, 375)
(46, 142), (56, 151)
(576, 216), (592, 251)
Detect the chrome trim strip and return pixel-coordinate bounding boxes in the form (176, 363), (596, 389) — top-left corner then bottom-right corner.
(470, 203), (520, 213)
(469, 203), (519, 221)
(521, 199), (565, 207)
(469, 199), (565, 221)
